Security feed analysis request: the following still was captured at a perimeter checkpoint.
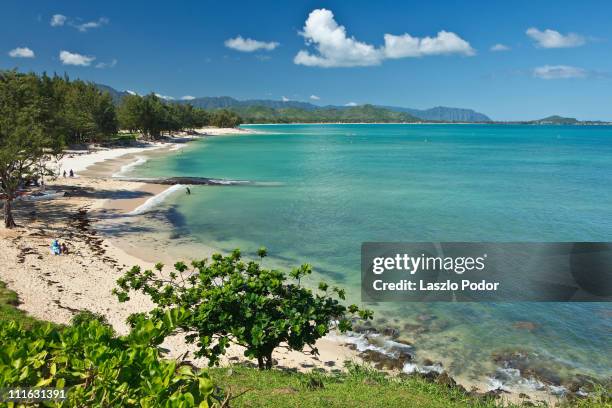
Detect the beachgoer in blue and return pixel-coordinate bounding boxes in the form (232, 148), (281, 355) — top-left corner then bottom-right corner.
(51, 240), (61, 255)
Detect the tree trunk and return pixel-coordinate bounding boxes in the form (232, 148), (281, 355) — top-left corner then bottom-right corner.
(257, 356), (264, 370)
(4, 198), (16, 228)
(265, 353), (273, 370)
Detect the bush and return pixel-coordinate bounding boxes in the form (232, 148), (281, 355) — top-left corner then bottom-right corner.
(114, 248), (373, 370)
(70, 310), (110, 327)
(0, 312), (219, 407)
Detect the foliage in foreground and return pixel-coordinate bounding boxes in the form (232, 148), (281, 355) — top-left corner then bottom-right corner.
(208, 363), (526, 408)
(210, 363), (611, 408)
(115, 248), (373, 369)
(0, 311), (218, 407)
(0, 281), (49, 330)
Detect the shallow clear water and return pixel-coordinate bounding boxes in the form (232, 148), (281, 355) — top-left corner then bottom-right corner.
(129, 124), (612, 384)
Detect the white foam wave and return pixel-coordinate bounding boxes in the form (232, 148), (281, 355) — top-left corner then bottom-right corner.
(113, 157), (147, 177)
(402, 362), (444, 375)
(487, 367), (546, 392)
(128, 184), (184, 215)
(169, 144), (187, 151)
(340, 332), (413, 359)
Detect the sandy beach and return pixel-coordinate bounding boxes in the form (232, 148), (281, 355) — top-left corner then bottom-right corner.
(0, 128), (358, 373)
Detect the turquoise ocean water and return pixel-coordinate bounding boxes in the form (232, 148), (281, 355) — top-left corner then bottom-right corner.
(126, 124), (611, 388)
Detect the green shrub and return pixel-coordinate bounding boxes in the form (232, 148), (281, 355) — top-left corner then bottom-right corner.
(0, 310), (219, 407)
(70, 310), (110, 327)
(114, 249), (373, 370)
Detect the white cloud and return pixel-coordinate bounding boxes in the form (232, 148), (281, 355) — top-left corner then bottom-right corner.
(155, 93), (175, 100)
(383, 31), (475, 58)
(526, 28), (585, 48)
(345, 102), (358, 106)
(51, 14), (108, 31)
(281, 96), (290, 102)
(181, 95), (196, 100)
(225, 36), (279, 52)
(294, 9), (381, 67)
(8, 47), (35, 58)
(310, 95), (320, 100)
(533, 65), (586, 79)
(490, 43), (510, 52)
(50, 14), (66, 27)
(59, 50), (95, 66)
(95, 59), (117, 69)
(294, 9), (474, 68)
(72, 17), (109, 32)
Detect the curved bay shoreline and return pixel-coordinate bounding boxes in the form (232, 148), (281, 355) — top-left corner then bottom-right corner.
(0, 128), (597, 406)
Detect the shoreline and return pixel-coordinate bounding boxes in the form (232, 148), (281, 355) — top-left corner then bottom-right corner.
(0, 132), (571, 404)
(0, 130), (360, 374)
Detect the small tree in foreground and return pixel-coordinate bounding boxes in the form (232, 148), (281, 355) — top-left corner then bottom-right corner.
(114, 248), (373, 370)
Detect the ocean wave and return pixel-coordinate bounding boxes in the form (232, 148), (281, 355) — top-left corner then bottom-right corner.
(339, 332), (413, 359)
(487, 367), (546, 393)
(113, 157), (147, 177)
(209, 178), (249, 185)
(128, 184), (184, 215)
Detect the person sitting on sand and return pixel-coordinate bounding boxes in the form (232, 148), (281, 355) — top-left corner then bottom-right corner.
(69, 169), (74, 177)
(51, 240), (61, 256)
(60, 242), (69, 255)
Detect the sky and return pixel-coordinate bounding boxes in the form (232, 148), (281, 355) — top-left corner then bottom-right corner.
(1, 0), (611, 120)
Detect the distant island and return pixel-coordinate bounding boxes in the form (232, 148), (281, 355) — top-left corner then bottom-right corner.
(96, 83), (611, 125)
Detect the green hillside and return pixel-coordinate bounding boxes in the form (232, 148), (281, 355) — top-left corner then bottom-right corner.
(229, 104), (421, 124)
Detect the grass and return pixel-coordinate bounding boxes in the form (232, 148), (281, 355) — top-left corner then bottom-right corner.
(210, 363), (526, 408)
(209, 364), (611, 408)
(0, 280), (47, 329)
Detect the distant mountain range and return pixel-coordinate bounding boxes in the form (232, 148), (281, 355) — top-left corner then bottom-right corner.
(94, 83), (491, 123)
(94, 83), (611, 124)
(492, 115), (611, 125)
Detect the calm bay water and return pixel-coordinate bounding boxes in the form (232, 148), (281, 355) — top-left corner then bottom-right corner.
(128, 124), (612, 386)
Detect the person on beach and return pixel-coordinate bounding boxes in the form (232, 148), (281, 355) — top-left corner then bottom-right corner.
(186, 187), (191, 195)
(63, 170), (67, 178)
(60, 242), (69, 255)
(51, 240), (61, 255)
(69, 169), (74, 177)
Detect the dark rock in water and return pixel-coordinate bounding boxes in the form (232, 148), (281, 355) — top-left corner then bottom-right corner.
(359, 348), (411, 371)
(492, 349), (564, 386)
(352, 323), (377, 334)
(382, 327), (400, 338)
(123, 176), (251, 186)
